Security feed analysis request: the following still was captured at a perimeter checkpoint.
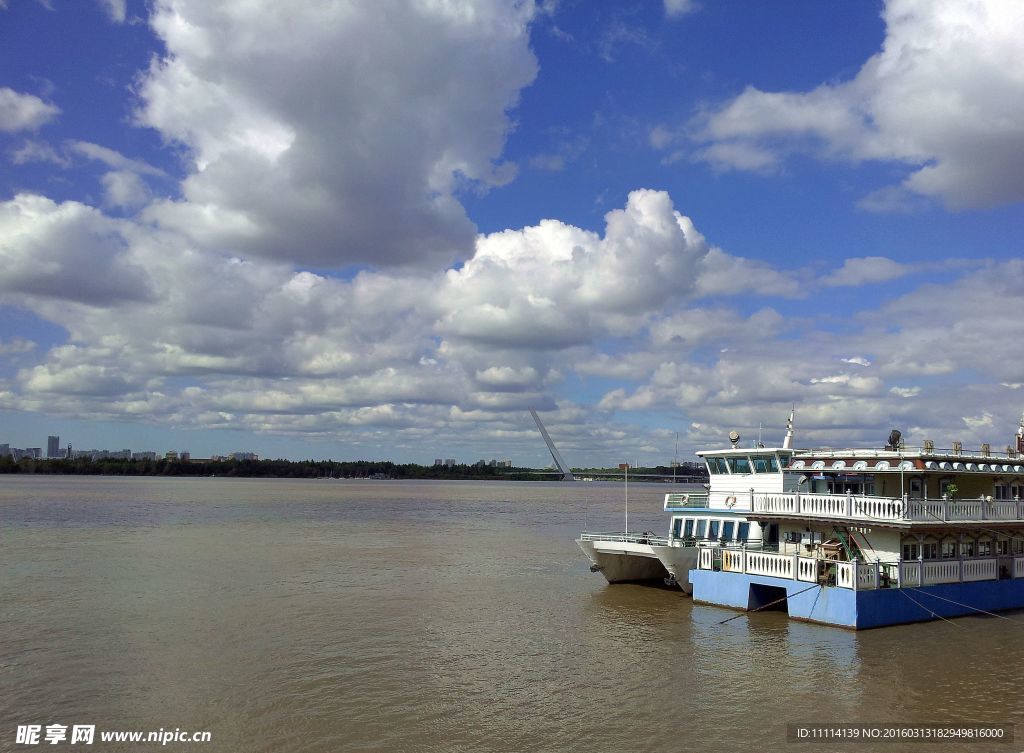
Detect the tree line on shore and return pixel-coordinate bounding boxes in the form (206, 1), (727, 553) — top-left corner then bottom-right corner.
(0, 455), (707, 481)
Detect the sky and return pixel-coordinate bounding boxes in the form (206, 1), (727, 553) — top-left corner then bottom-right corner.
(1, 0), (1024, 466)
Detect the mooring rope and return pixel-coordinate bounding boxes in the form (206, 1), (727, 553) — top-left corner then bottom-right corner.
(717, 582), (819, 625)
(907, 587), (1024, 624)
(899, 588), (963, 628)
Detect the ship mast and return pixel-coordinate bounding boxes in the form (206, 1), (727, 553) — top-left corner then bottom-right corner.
(782, 405), (795, 449)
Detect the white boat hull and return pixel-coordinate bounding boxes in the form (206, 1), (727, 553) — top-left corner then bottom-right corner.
(650, 544), (698, 594)
(576, 539), (669, 584)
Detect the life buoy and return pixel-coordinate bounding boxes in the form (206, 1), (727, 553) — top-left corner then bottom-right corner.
(725, 496), (737, 508)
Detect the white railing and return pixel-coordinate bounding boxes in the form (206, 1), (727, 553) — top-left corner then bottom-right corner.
(695, 549), (1016, 591)
(835, 562), (854, 588)
(856, 563), (878, 589)
(753, 493), (1024, 523)
(799, 445), (1023, 461)
(745, 551), (795, 579)
(922, 560), (960, 586)
(796, 557), (818, 583)
(899, 561), (920, 587)
(721, 549), (745, 572)
(962, 558), (997, 582)
(578, 532), (669, 546)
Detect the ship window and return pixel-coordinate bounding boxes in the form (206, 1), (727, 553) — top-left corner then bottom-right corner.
(722, 521), (735, 540)
(727, 456), (751, 474)
(707, 457), (728, 474)
(921, 541), (938, 560)
(941, 538), (957, 558)
(902, 542), (919, 560)
(695, 520), (707, 538)
(683, 519), (694, 538)
(995, 483), (1009, 500)
(672, 519), (683, 538)
(962, 540), (976, 557)
(751, 456), (770, 473)
(708, 520), (720, 539)
(909, 478), (923, 500)
(978, 539), (992, 557)
(768, 455), (780, 472)
(996, 539), (1009, 556)
(737, 522), (750, 541)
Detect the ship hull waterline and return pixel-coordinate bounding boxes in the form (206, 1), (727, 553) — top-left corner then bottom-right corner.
(576, 539), (698, 594)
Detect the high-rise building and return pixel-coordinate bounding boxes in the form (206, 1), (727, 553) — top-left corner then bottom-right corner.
(47, 435), (59, 458)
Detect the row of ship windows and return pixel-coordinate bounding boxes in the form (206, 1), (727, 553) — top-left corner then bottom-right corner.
(901, 537), (1024, 560)
(672, 518), (752, 541)
(706, 455), (781, 475)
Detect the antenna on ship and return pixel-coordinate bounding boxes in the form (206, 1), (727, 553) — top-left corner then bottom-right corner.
(782, 405), (795, 449)
(672, 432), (679, 485)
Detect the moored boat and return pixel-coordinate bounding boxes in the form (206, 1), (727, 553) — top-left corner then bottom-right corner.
(578, 411), (1024, 628)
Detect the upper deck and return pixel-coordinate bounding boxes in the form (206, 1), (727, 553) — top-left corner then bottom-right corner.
(687, 438), (1024, 525)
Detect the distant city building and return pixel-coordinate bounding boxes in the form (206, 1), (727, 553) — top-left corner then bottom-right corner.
(165, 451), (178, 460)
(25, 448), (41, 459)
(434, 458), (444, 466)
(0, 444), (10, 457)
(444, 458), (456, 467)
(47, 435), (59, 458)
(132, 451), (157, 461)
(180, 451), (190, 462)
(229, 452), (258, 461)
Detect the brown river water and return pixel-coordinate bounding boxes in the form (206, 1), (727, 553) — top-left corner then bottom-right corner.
(2, 476), (1022, 753)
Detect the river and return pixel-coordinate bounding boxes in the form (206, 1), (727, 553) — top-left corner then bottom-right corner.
(1, 476), (1021, 752)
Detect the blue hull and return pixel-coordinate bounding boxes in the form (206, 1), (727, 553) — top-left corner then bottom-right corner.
(690, 570), (1024, 629)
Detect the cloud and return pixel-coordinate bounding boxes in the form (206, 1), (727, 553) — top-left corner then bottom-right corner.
(97, 0), (126, 22)
(664, 0), (698, 19)
(0, 194), (154, 306)
(9, 139), (69, 167)
(688, 0), (1024, 210)
(68, 141), (165, 176)
(438, 189), (710, 348)
(0, 337), (36, 355)
(2, 184), (1022, 462)
(822, 256), (911, 287)
(101, 171), (152, 209)
(134, 0), (539, 268)
(694, 247), (803, 298)
(0, 87), (59, 132)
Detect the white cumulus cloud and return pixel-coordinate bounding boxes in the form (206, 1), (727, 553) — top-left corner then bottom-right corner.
(0, 87), (59, 132)
(688, 0), (1024, 211)
(135, 0), (539, 268)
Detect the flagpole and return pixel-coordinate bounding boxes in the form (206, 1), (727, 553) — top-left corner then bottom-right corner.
(619, 462), (630, 535)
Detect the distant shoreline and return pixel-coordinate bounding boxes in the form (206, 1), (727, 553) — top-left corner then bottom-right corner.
(0, 456), (707, 483)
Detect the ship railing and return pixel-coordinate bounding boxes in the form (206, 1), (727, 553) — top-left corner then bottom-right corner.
(800, 445), (1023, 461)
(754, 493), (1024, 523)
(578, 531), (670, 546)
(695, 549), (1024, 591)
(664, 492), (710, 510)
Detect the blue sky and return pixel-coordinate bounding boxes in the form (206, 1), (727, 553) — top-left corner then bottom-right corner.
(1, 0), (1023, 465)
